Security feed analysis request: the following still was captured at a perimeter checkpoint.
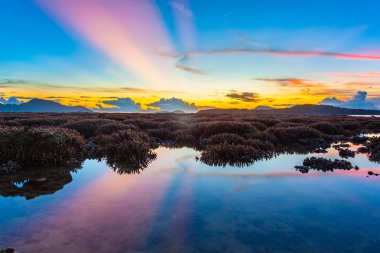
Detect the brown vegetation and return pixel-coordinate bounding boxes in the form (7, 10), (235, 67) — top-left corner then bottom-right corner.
(0, 112), (379, 169)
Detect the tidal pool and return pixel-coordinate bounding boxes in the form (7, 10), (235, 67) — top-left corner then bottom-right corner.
(1, 146), (380, 253)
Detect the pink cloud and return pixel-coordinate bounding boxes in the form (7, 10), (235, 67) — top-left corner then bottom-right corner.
(35, 0), (174, 86)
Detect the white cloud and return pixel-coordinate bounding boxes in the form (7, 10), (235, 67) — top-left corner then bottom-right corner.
(148, 97), (197, 112)
(0, 96), (21, 105)
(97, 98), (143, 112)
(320, 91), (378, 110)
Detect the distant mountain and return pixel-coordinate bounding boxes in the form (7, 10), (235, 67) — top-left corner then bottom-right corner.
(198, 104), (380, 115)
(279, 104), (380, 115)
(172, 110), (186, 114)
(0, 99), (92, 113)
(254, 105), (275, 111)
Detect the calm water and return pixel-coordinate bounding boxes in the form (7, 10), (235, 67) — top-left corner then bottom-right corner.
(1, 146), (380, 253)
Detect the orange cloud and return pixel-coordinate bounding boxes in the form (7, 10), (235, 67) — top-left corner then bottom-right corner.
(344, 82), (377, 88)
(256, 78), (323, 88)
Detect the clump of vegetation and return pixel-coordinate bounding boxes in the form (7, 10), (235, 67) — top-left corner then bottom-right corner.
(98, 129), (157, 174)
(0, 112), (379, 170)
(0, 127), (85, 167)
(201, 142), (262, 167)
(309, 122), (342, 135)
(339, 149), (356, 158)
(200, 133), (274, 167)
(268, 126), (322, 145)
(364, 137), (380, 162)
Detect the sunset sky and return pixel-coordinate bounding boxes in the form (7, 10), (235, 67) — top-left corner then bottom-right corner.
(1, 0), (380, 111)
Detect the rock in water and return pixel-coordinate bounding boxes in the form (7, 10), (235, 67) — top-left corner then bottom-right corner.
(0, 248), (16, 253)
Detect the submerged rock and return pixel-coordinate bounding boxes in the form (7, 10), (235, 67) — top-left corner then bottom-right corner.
(295, 157), (359, 173)
(365, 137), (380, 162)
(295, 165), (310, 174)
(357, 146), (369, 154)
(313, 148), (328, 154)
(339, 149), (356, 158)
(368, 171), (380, 176)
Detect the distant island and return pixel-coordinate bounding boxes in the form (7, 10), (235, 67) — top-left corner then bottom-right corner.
(1, 99), (380, 115)
(0, 99), (92, 113)
(199, 104), (380, 115)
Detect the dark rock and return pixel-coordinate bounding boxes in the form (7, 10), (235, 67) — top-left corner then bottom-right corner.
(357, 147), (369, 154)
(313, 148), (328, 154)
(295, 157), (358, 173)
(365, 137), (380, 162)
(295, 165), (309, 173)
(368, 171), (380, 176)
(339, 149), (356, 158)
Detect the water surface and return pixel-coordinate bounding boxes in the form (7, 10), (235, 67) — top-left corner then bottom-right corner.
(1, 147), (380, 253)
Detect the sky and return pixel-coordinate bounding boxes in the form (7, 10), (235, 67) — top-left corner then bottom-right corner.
(1, 0), (380, 111)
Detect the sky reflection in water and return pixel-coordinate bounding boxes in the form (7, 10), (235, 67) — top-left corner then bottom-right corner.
(1, 147), (380, 253)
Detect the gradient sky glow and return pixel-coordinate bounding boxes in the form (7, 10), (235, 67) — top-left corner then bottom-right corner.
(1, 0), (380, 110)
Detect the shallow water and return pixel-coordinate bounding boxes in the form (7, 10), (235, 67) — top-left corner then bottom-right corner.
(1, 146), (380, 253)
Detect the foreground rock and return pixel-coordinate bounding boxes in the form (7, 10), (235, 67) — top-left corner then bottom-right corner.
(295, 157), (359, 173)
(339, 149), (356, 158)
(368, 171), (380, 177)
(365, 137), (380, 162)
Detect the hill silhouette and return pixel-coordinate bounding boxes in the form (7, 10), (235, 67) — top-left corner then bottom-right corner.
(0, 99), (92, 113)
(199, 104), (380, 115)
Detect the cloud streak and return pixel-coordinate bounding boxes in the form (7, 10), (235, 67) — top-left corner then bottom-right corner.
(182, 48), (380, 60)
(256, 78), (321, 88)
(174, 48), (380, 74)
(226, 91), (261, 102)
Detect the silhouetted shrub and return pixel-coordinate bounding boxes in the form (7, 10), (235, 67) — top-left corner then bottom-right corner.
(100, 130), (157, 173)
(309, 122), (342, 135)
(366, 122), (380, 132)
(201, 142), (262, 167)
(275, 122), (301, 128)
(94, 122), (136, 135)
(341, 121), (361, 131)
(0, 127), (85, 166)
(63, 119), (115, 138)
(1, 113), (379, 168)
(200, 136), (274, 167)
(193, 121), (257, 139)
(256, 119), (280, 127)
(365, 137), (380, 162)
(268, 126), (322, 144)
